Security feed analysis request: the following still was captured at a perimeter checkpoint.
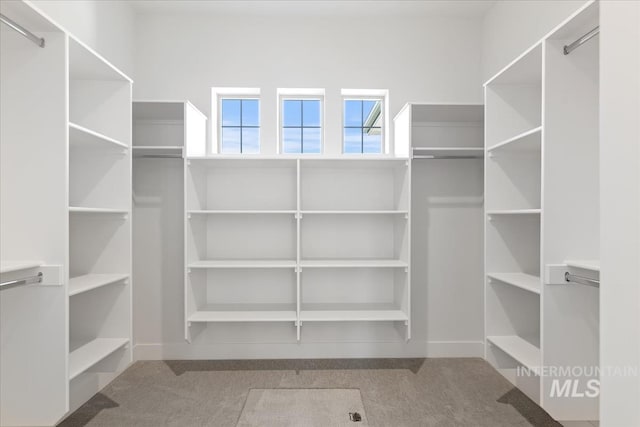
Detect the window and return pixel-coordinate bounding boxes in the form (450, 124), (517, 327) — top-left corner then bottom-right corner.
(343, 99), (383, 154)
(220, 98), (260, 153)
(279, 89), (324, 154)
(212, 87), (260, 154)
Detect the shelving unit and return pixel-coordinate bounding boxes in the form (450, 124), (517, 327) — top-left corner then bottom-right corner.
(184, 158), (411, 342)
(484, 1), (600, 422)
(67, 35), (132, 413)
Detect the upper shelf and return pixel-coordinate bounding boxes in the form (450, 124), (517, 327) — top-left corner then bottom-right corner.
(565, 260), (600, 272)
(485, 43), (542, 87)
(68, 37), (132, 82)
(487, 126), (541, 153)
(413, 147), (484, 159)
(0, 260), (42, 274)
(69, 122), (128, 150)
(132, 146), (183, 158)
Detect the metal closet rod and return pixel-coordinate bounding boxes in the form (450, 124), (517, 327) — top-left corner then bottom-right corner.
(0, 272), (43, 290)
(0, 13), (45, 48)
(564, 272), (599, 288)
(564, 26), (599, 55)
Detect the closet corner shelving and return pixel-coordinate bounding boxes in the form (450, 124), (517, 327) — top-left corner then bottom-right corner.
(184, 156), (411, 342)
(67, 34), (133, 412)
(484, 0), (600, 422)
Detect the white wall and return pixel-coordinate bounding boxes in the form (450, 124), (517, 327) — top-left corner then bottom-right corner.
(133, 8), (483, 155)
(28, 0), (135, 77)
(481, 0), (588, 81)
(600, 1), (640, 425)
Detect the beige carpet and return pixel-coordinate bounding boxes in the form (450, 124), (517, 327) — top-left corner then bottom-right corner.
(237, 388), (367, 426)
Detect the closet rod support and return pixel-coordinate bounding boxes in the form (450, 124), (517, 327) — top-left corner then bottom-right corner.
(564, 272), (599, 288)
(0, 13), (45, 48)
(0, 272), (43, 290)
(564, 26), (599, 55)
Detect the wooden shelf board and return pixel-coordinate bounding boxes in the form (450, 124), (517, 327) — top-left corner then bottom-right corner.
(300, 259), (408, 268)
(69, 274), (128, 297)
(487, 126), (542, 153)
(487, 335), (541, 370)
(188, 260), (297, 269)
(189, 305), (297, 323)
(69, 338), (129, 380)
(0, 261), (42, 274)
(69, 122), (128, 150)
(565, 260), (600, 272)
(69, 207), (128, 215)
(488, 272), (541, 294)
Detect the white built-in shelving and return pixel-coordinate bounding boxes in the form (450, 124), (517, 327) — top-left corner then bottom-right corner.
(68, 274), (128, 297)
(184, 157), (411, 342)
(484, 1), (600, 422)
(68, 338), (129, 381)
(69, 122), (129, 150)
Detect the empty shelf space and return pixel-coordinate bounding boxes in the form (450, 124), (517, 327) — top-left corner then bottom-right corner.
(487, 126), (542, 153)
(300, 259), (408, 268)
(300, 305), (408, 322)
(487, 335), (541, 370)
(488, 273), (541, 294)
(0, 260), (42, 274)
(412, 147), (484, 159)
(69, 122), (128, 150)
(69, 207), (128, 215)
(69, 274), (128, 297)
(301, 210), (409, 215)
(487, 209), (541, 216)
(188, 210), (296, 215)
(565, 260), (600, 272)
(69, 338), (129, 380)
(189, 305), (297, 323)
(188, 260), (297, 269)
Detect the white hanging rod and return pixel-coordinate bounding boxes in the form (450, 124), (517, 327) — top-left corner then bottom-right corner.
(413, 155), (483, 160)
(0, 13), (45, 48)
(565, 272), (599, 288)
(564, 26), (599, 55)
(0, 272), (43, 290)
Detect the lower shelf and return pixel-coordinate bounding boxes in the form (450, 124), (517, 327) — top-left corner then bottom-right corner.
(486, 335), (541, 370)
(69, 338), (129, 380)
(188, 304), (297, 323)
(300, 305), (408, 322)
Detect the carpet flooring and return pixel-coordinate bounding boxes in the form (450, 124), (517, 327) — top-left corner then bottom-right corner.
(59, 358), (561, 427)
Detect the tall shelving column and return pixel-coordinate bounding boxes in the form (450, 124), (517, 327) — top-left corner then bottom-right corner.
(67, 36), (133, 412)
(484, 43), (543, 404)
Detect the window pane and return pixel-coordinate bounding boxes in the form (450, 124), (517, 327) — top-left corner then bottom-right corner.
(282, 127), (302, 153)
(242, 99), (259, 127)
(302, 128), (321, 153)
(283, 100), (302, 127)
(221, 99), (241, 126)
(343, 127), (362, 153)
(344, 100), (362, 127)
(363, 127), (382, 154)
(302, 100), (321, 127)
(242, 128), (260, 154)
(221, 127), (241, 153)
(363, 100), (381, 128)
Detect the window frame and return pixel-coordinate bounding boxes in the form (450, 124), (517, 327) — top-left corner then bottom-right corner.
(341, 95), (386, 155)
(278, 90), (325, 155)
(211, 87), (261, 155)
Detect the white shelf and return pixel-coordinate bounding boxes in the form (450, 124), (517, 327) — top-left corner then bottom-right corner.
(487, 335), (541, 370)
(69, 36), (131, 82)
(132, 146), (183, 157)
(300, 259), (408, 268)
(300, 307), (408, 322)
(488, 273), (541, 294)
(69, 207), (128, 215)
(189, 305), (297, 323)
(565, 260), (600, 272)
(487, 209), (541, 216)
(188, 210), (296, 215)
(69, 274), (128, 297)
(188, 260), (297, 269)
(487, 126), (542, 152)
(301, 210), (409, 215)
(69, 122), (128, 150)
(0, 260), (42, 274)
(68, 338), (129, 380)
(412, 147), (484, 159)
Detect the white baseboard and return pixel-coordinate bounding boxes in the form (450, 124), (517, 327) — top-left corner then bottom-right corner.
(133, 340), (484, 361)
